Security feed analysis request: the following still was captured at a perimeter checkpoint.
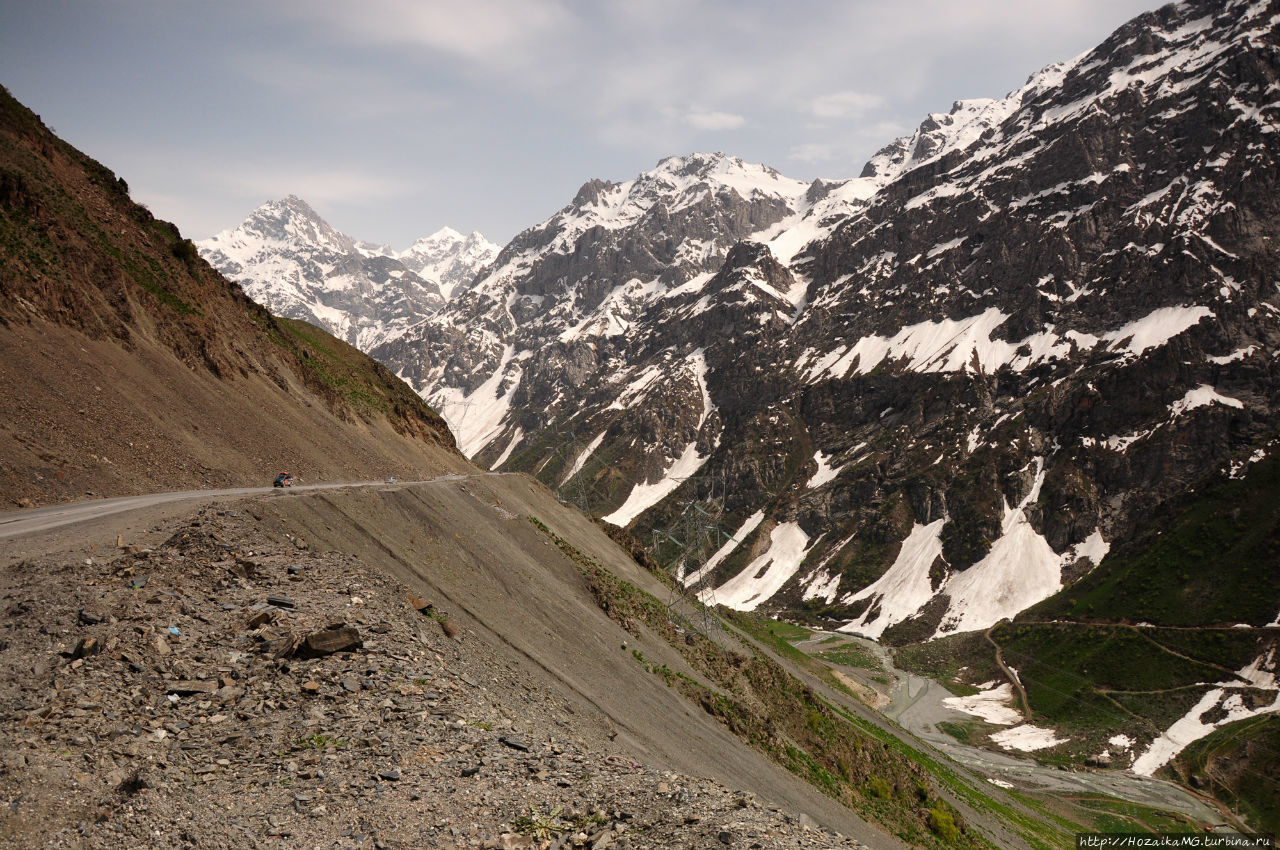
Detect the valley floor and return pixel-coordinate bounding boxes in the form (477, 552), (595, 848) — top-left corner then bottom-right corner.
(792, 632), (1223, 825)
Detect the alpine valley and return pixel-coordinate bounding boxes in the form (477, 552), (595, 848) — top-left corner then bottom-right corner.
(198, 0), (1280, 827)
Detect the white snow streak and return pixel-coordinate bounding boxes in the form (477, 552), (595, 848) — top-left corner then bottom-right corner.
(934, 459), (1062, 637)
(806, 450), (845, 489)
(799, 305), (1216, 384)
(990, 725), (1069, 752)
(561, 432), (607, 486)
(1070, 529), (1110, 567)
(433, 346), (522, 459)
(1169, 384), (1244, 417)
(491, 426), (524, 469)
(1102, 306), (1214, 356)
(683, 510), (766, 588)
(1208, 346), (1256, 364)
(942, 683), (1022, 725)
(601, 442), (707, 527)
(838, 519), (946, 640)
(709, 522), (814, 611)
(1132, 649), (1280, 776)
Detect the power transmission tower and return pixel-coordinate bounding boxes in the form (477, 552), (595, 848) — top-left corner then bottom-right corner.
(550, 430), (592, 515)
(643, 470), (738, 636)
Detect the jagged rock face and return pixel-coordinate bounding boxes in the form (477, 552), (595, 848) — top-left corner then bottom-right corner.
(197, 198), (498, 350)
(371, 153), (811, 458)
(215, 0), (1280, 641)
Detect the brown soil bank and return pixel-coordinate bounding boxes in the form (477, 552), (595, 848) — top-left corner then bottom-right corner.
(257, 475), (901, 846)
(0, 84), (464, 508)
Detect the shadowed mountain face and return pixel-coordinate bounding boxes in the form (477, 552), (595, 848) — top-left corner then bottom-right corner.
(0, 85), (464, 506)
(352, 0), (1280, 640)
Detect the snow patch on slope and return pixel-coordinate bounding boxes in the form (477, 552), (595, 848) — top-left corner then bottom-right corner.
(838, 519), (946, 640)
(942, 683), (1022, 725)
(798, 305), (1215, 383)
(806, 451), (845, 489)
(1132, 647), (1280, 776)
(934, 459), (1062, 637)
(708, 522), (815, 611)
(561, 432), (607, 486)
(683, 510), (766, 588)
(601, 442), (706, 527)
(432, 346), (523, 459)
(990, 725), (1069, 752)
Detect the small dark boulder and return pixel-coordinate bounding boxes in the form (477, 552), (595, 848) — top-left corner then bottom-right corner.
(294, 624), (363, 659)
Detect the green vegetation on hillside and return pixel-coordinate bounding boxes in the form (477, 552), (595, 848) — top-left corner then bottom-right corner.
(1172, 715), (1280, 833)
(528, 516), (989, 849)
(1030, 454), (1280, 627)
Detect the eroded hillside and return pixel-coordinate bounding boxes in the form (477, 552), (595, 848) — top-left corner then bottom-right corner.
(0, 85), (463, 507)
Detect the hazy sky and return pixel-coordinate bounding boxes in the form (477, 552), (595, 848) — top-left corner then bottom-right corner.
(1, 0), (1160, 247)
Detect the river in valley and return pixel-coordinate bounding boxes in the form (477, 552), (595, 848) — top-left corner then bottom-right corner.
(797, 631), (1226, 825)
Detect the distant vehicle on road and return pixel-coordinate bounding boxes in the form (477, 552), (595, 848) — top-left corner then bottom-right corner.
(273, 472), (293, 487)
(385, 476), (397, 484)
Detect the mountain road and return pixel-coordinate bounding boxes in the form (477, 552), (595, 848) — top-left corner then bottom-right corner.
(0, 475), (487, 542)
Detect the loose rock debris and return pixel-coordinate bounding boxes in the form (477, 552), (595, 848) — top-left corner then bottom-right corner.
(0, 503), (867, 849)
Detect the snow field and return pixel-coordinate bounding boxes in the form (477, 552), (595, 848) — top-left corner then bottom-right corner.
(837, 519), (946, 641)
(941, 683), (1022, 725)
(988, 725), (1069, 753)
(683, 510), (766, 588)
(797, 305), (1215, 384)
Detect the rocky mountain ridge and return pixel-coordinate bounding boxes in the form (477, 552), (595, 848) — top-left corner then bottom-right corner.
(387, 0), (1280, 642)
(198, 1), (1280, 648)
(197, 198), (498, 351)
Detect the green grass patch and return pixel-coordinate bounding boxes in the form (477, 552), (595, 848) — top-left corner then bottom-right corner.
(814, 643), (885, 672)
(527, 516), (993, 849)
(1172, 714), (1280, 833)
(1029, 454), (1280, 627)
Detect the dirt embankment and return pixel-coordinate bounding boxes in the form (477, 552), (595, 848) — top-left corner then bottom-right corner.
(0, 319), (469, 509)
(0, 478), (890, 849)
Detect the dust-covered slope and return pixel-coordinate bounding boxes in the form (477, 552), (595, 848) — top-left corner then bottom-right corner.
(255, 477), (891, 837)
(0, 85), (464, 507)
(0, 479), (885, 849)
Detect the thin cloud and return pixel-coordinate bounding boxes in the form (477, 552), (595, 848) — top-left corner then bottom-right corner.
(787, 143), (834, 164)
(294, 0), (575, 61)
(686, 110), (746, 131)
(810, 91), (884, 119)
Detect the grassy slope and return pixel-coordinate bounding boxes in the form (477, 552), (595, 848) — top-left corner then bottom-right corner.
(1030, 454), (1280, 627)
(895, 456), (1280, 827)
(1172, 715), (1280, 832)
(755, 617), (1211, 847)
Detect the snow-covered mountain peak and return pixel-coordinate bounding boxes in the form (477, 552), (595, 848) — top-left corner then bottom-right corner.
(198, 198), (498, 349)
(404, 226), (465, 252)
(225, 195), (357, 256)
(518, 153), (813, 266)
(634, 152), (811, 209)
(858, 95), (1018, 186)
(395, 228), (500, 301)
